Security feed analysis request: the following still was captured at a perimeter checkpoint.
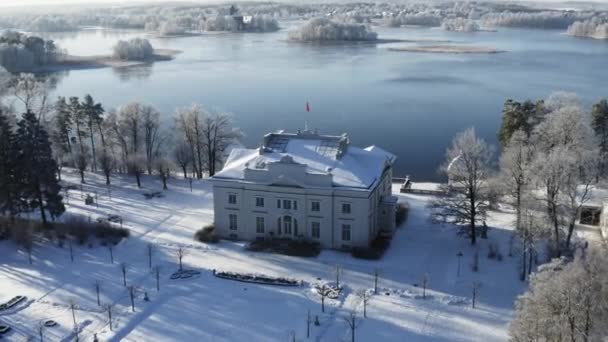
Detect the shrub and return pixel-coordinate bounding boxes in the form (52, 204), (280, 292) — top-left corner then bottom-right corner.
(194, 224), (219, 243)
(352, 235), (391, 260)
(396, 202), (408, 226)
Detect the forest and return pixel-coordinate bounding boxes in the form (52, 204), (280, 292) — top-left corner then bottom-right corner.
(0, 1), (606, 39)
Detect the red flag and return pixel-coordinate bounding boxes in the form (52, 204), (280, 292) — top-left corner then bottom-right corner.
(306, 101), (310, 112)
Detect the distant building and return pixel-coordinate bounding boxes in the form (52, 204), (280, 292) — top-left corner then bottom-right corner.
(209, 129), (397, 249)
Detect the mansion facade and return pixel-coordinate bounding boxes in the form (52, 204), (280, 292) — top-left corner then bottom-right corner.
(209, 129), (398, 249)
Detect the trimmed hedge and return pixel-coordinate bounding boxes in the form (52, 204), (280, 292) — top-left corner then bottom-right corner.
(194, 224), (220, 243)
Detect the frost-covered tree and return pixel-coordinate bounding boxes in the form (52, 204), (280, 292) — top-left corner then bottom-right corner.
(12, 73), (51, 120)
(499, 131), (534, 232)
(510, 248), (608, 341)
(288, 18), (377, 42)
(531, 100), (597, 256)
(567, 19), (608, 40)
(141, 106), (163, 175)
(442, 18), (479, 32)
(431, 128), (494, 245)
(592, 99), (608, 178)
(112, 38), (154, 61)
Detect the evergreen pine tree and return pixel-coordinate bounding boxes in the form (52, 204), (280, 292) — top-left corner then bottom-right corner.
(69, 96), (87, 153)
(54, 96), (73, 155)
(0, 109), (22, 219)
(16, 111), (65, 224)
(81, 94), (104, 172)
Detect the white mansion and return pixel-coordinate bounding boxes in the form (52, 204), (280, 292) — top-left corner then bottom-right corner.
(209, 129), (398, 249)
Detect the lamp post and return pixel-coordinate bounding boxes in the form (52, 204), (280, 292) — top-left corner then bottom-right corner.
(457, 251), (464, 277)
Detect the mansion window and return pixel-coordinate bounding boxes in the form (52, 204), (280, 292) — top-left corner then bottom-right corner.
(342, 203), (351, 214)
(341, 224), (351, 241)
(256, 217), (265, 233)
(311, 222), (320, 239)
(283, 200), (292, 210)
(256, 197), (265, 207)
(228, 194), (237, 205)
(311, 201), (320, 212)
(229, 214), (238, 230)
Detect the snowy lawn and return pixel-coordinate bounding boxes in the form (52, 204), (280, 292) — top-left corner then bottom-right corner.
(0, 169), (527, 341)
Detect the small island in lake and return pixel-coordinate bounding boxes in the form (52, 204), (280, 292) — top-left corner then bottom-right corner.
(388, 45), (506, 54)
(0, 32), (181, 73)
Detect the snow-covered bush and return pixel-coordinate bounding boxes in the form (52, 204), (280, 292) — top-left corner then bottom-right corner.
(248, 16), (280, 32)
(442, 18), (480, 32)
(112, 38), (154, 61)
(288, 18), (377, 42)
(567, 19), (608, 39)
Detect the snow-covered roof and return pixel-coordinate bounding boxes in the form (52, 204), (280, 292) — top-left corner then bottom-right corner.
(211, 130), (396, 189)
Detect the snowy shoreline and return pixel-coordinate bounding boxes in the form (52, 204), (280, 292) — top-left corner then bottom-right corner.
(14, 49), (182, 73)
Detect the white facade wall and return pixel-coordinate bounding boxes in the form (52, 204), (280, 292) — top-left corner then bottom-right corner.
(212, 181), (378, 249)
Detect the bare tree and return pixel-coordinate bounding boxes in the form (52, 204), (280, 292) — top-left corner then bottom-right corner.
(343, 311), (361, 342)
(421, 273), (429, 299)
(141, 105), (163, 175)
(173, 140), (193, 179)
(318, 284), (332, 313)
(105, 304), (113, 331)
(98, 150), (115, 185)
(357, 290), (370, 318)
(499, 130), (534, 233)
(200, 112), (242, 176)
(126, 154), (146, 188)
(69, 299), (78, 326)
(74, 149), (89, 184)
(156, 158), (172, 190)
(431, 128), (494, 245)
(518, 206), (547, 281)
(120, 262), (128, 286)
(175, 105), (203, 178)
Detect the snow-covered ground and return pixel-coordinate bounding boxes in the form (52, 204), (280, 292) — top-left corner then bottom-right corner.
(1, 168), (531, 341)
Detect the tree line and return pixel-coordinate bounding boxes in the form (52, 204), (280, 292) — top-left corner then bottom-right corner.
(0, 73), (241, 223)
(430, 92), (608, 340)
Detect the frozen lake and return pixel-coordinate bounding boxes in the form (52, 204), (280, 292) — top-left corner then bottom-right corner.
(42, 23), (608, 180)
